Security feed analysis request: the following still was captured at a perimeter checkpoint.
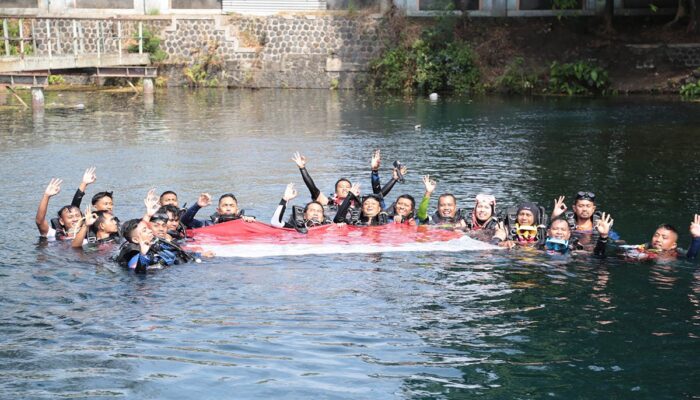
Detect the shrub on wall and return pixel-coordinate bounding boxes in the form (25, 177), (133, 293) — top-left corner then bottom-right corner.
(548, 61), (610, 95)
(128, 27), (167, 63)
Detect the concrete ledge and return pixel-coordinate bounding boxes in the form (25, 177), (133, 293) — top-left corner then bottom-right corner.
(0, 53), (150, 73)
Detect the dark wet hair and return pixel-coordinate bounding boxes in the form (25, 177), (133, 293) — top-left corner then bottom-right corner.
(57, 205), (81, 219)
(303, 201), (325, 215)
(218, 193), (237, 204)
(656, 223), (678, 236)
(549, 218), (570, 230)
(395, 194), (415, 211)
(159, 205), (181, 219)
(438, 193), (457, 205)
(150, 213), (169, 223)
(362, 194), (382, 205)
(160, 190), (177, 200)
(120, 219), (141, 243)
(90, 211), (113, 234)
(335, 178), (351, 191)
(91, 191), (113, 205)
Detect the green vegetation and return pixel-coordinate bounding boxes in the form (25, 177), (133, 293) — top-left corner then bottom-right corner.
(0, 19), (33, 56)
(495, 58), (539, 94)
(548, 61), (610, 95)
(48, 75), (66, 85)
(680, 80), (700, 99)
(368, 10), (480, 95)
(127, 27), (167, 64)
(183, 42), (222, 88)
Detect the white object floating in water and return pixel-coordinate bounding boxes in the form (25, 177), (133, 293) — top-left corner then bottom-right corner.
(414, 124), (421, 130)
(429, 93), (439, 101)
(75, 103), (85, 110)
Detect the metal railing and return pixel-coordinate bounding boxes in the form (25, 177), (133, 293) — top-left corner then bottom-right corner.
(1, 18), (145, 60)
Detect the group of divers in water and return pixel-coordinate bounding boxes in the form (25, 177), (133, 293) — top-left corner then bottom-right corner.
(36, 150), (700, 272)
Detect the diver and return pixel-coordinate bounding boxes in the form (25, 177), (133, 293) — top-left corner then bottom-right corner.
(370, 149), (408, 209)
(35, 178), (83, 241)
(550, 192), (620, 242)
(158, 204), (188, 241)
(619, 215), (700, 261)
(71, 207), (121, 248)
(115, 218), (198, 273)
(539, 215), (612, 256)
(291, 152), (356, 218)
(467, 194), (499, 231)
(270, 183), (333, 233)
(180, 192), (256, 229)
(333, 183), (389, 226)
(385, 194), (417, 225)
(492, 202), (547, 248)
(416, 175), (468, 227)
(159, 190), (179, 207)
(69, 166), (97, 208)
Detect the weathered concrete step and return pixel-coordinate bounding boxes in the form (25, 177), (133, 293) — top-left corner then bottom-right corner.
(0, 52), (150, 73)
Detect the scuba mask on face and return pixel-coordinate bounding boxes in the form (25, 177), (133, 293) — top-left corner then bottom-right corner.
(545, 237), (569, 253)
(515, 224), (538, 239)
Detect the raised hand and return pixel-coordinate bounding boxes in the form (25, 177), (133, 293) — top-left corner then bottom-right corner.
(282, 183), (298, 201)
(292, 152), (307, 169)
(690, 214), (700, 238)
(393, 165), (408, 180)
(552, 196), (567, 219)
(596, 212), (614, 238)
(197, 193), (212, 208)
(422, 175), (436, 194)
(371, 149), (381, 171)
(493, 221), (507, 242)
(85, 205), (97, 226)
(81, 166), (97, 186)
(350, 183), (361, 197)
(144, 188), (160, 217)
(44, 178), (63, 197)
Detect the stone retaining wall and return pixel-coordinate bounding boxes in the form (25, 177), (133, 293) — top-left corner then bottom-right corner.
(24, 15), (385, 88)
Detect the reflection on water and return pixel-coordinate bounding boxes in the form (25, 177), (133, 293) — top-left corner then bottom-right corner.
(1, 90), (700, 398)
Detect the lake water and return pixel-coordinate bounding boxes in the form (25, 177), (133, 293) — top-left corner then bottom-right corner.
(1, 89), (699, 399)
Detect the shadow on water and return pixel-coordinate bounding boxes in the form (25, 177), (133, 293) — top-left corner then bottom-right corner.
(1, 90), (700, 398)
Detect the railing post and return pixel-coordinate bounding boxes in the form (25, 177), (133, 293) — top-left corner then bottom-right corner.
(79, 22), (85, 54)
(31, 19), (37, 55)
(3, 19), (9, 56)
(72, 20), (77, 56)
(97, 21), (102, 57)
(45, 19), (52, 59)
(55, 21), (61, 55)
(117, 21), (122, 63)
(19, 19), (24, 55)
(138, 22), (143, 54)
(96, 22), (101, 62)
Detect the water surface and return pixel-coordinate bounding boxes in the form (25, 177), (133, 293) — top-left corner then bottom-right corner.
(1, 89), (699, 399)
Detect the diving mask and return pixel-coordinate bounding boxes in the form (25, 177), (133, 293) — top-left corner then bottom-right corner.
(515, 224), (538, 239)
(545, 237), (569, 253)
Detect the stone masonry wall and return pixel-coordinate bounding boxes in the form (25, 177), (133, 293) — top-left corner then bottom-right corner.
(24, 15), (386, 89)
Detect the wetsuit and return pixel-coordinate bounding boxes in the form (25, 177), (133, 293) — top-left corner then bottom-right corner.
(621, 237), (700, 261)
(417, 205), (468, 226)
(180, 203), (252, 229)
(385, 208), (416, 225)
(115, 239), (196, 273)
(270, 198), (332, 233)
(298, 166), (355, 220)
(333, 193), (389, 226)
(370, 170), (399, 210)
